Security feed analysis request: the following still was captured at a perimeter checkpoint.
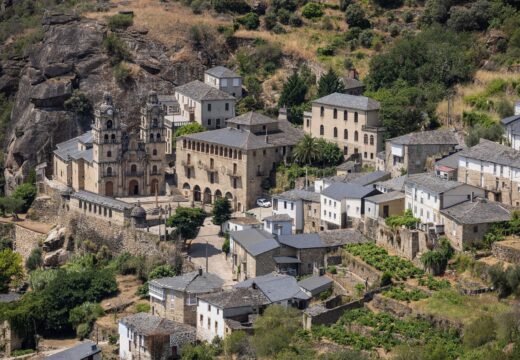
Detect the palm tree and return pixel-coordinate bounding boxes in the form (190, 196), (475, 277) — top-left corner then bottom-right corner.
(293, 134), (321, 165)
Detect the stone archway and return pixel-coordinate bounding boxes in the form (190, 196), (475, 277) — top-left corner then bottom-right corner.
(214, 190), (222, 200)
(203, 188), (212, 204)
(225, 192), (233, 200)
(129, 180), (139, 196)
(193, 185), (201, 202)
(105, 181), (114, 197)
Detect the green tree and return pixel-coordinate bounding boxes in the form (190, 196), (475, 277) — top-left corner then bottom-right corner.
(345, 4), (371, 29)
(64, 90), (93, 116)
(25, 247), (42, 271)
(174, 122), (206, 138)
(251, 305), (301, 357)
(420, 237), (453, 275)
(317, 68), (346, 98)
(69, 302), (104, 338)
(0, 248), (23, 293)
(317, 139), (343, 166)
(237, 12), (260, 30)
(148, 264), (177, 280)
(212, 197), (232, 227)
(293, 134), (321, 165)
(11, 182), (37, 212)
(0, 197), (25, 216)
(167, 207), (207, 241)
(278, 72), (308, 124)
(301, 2), (324, 18)
(223, 330), (250, 356)
(463, 315), (497, 348)
(465, 123), (504, 147)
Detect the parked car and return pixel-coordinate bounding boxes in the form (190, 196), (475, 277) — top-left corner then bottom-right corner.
(256, 198), (271, 208)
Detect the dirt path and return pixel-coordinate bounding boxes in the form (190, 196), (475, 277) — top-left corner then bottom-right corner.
(0, 215), (53, 234)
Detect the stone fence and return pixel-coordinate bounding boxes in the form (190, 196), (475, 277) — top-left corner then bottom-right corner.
(341, 251), (382, 284)
(492, 239), (520, 264)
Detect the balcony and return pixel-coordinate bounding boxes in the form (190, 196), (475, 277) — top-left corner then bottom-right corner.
(224, 168), (241, 178)
(125, 171), (144, 177)
(181, 160), (195, 168)
(197, 163), (218, 173)
(362, 125), (386, 133)
(102, 172), (117, 178)
(183, 104), (195, 113)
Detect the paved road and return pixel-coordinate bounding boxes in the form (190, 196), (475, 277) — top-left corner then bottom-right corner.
(188, 218), (235, 286)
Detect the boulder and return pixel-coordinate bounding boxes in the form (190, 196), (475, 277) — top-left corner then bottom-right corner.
(44, 62), (73, 78)
(30, 77), (73, 108)
(43, 248), (68, 267)
(43, 227), (66, 252)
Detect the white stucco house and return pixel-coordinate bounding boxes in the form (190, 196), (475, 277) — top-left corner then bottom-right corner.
(272, 189), (320, 233)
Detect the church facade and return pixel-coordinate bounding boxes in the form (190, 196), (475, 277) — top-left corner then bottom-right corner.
(53, 91), (168, 197)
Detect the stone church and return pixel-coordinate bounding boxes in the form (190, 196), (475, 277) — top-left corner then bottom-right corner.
(53, 91), (168, 197)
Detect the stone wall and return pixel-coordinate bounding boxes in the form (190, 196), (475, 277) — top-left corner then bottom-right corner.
(13, 225), (46, 262)
(341, 252), (381, 284)
(303, 298), (365, 329)
(492, 239), (520, 264)
(371, 293), (413, 318)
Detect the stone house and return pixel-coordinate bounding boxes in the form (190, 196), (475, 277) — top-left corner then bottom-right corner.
(69, 190), (134, 226)
(196, 287), (269, 342)
(148, 269), (224, 326)
(298, 275), (333, 298)
(364, 191), (405, 220)
(262, 214), (293, 236)
(501, 112), (520, 151)
(314, 170), (390, 194)
(222, 216), (262, 233)
(434, 151), (463, 181)
(53, 91), (168, 197)
(404, 173), (485, 231)
(457, 139), (520, 206)
(174, 80), (236, 130)
(272, 189), (321, 233)
(119, 313), (196, 360)
(176, 112), (303, 210)
(384, 129), (460, 177)
(440, 198), (511, 250)
(204, 66), (243, 99)
(303, 92), (385, 165)
(229, 228), (280, 281)
(46, 340), (102, 360)
(0, 293), (22, 357)
(320, 182), (381, 229)
(374, 175), (407, 193)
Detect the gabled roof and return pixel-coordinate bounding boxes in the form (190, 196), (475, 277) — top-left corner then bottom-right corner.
(198, 287), (270, 309)
(318, 229), (368, 246)
(375, 175), (407, 192)
(460, 139), (520, 168)
(181, 127), (272, 150)
(440, 199), (512, 225)
(364, 191), (405, 204)
(389, 129), (459, 146)
(277, 233), (325, 249)
(405, 173), (464, 194)
(262, 213), (293, 222)
(435, 151), (463, 170)
(120, 313), (196, 336)
(175, 80), (235, 101)
(350, 170), (390, 186)
(45, 341), (101, 360)
(226, 112), (277, 126)
(342, 77), (364, 90)
(230, 228), (279, 256)
(313, 92), (380, 111)
(71, 190), (133, 211)
(298, 275), (333, 293)
(228, 217), (262, 226)
(205, 66), (240, 78)
(150, 271), (224, 294)
(273, 189), (320, 202)
(235, 273), (310, 302)
(501, 114), (520, 125)
(322, 182), (379, 201)
(54, 131), (93, 162)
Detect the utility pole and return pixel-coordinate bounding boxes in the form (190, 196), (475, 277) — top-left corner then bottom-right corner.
(205, 240), (209, 273)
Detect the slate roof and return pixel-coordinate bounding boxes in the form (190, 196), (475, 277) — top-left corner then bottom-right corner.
(175, 80), (235, 101)
(150, 271), (224, 294)
(440, 199), (512, 225)
(230, 228), (280, 256)
(350, 170), (390, 186)
(198, 287), (270, 308)
(501, 114), (520, 125)
(205, 66), (240, 78)
(0, 293), (21, 303)
(45, 341), (101, 360)
(405, 173), (464, 194)
(318, 229), (368, 246)
(436, 151), (463, 170)
(375, 175), (407, 192)
(229, 217), (262, 225)
(461, 139), (520, 168)
(181, 127), (272, 150)
(273, 189), (320, 202)
(298, 275), (333, 293)
(364, 191), (405, 204)
(235, 273), (310, 302)
(342, 77), (364, 90)
(265, 119), (304, 147)
(273, 256), (301, 264)
(120, 313), (196, 336)
(277, 233), (325, 249)
(226, 112), (278, 126)
(313, 92), (380, 111)
(54, 131), (93, 163)
(71, 190), (133, 211)
(322, 182), (379, 201)
(389, 129), (459, 146)
(262, 213), (293, 222)
(336, 160), (358, 172)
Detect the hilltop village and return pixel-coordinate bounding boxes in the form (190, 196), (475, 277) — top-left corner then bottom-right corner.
(3, 65), (520, 360)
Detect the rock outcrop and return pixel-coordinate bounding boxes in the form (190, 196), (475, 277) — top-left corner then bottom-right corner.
(42, 226), (66, 252)
(1, 12), (219, 192)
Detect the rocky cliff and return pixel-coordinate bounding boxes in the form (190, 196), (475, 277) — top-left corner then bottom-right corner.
(0, 12), (225, 192)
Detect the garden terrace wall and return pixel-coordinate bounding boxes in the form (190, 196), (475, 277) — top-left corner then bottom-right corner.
(341, 251), (382, 284)
(371, 293), (414, 318)
(492, 239), (520, 264)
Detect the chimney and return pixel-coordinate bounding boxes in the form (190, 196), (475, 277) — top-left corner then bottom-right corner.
(252, 282), (257, 289)
(92, 345), (97, 351)
(471, 192), (474, 202)
(198, 267), (203, 276)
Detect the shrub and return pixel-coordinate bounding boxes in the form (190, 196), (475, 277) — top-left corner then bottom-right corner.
(11, 183), (36, 212)
(103, 34), (131, 64)
(385, 210), (420, 229)
(107, 14), (133, 31)
(465, 123), (504, 147)
(389, 23), (400, 37)
(76, 323), (91, 339)
(317, 45), (335, 56)
(113, 63), (132, 87)
(212, 0), (251, 13)
(277, 8), (291, 24)
(148, 264), (177, 280)
(328, 265), (337, 274)
(463, 316), (497, 348)
(420, 238), (454, 275)
(359, 29), (373, 48)
(495, 98), (514, 118)
(224, 330), (250, 355)
(237, 12), (260, 30)
(289, 14), (302, 27)
(222, 234), (230, 254)
(64, 90), (92, 116)
(264, 11), (278, 30)
(25, 247), (42, 271)
(380, 271), (392, 286)
(135, 302), (151, 313)
(319, 288), (333, 300)
(345, 4), (371, 29)
(418, 275), (451, 290)
(402, 11), (414, 23)
(301, 2), (324, 19)
(340, 0), (352, 11)
(383, 285), (427, 302)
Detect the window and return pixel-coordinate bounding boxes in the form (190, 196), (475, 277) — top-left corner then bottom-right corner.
(320, 125), (324, 135)
(354, 112), (358, 122)
(343, 110), (348, 120)
(473, 225), (478, 233)
(354, 131), (358, 142)
(186, 294), (197, 305)
(107, 151), (112, 157)
(107, 167), (112, 176)
(225, 103), (229, 111)
(291, 203), (294, 210)
(152, 149), (157, 156)
(106, 120), (113, 129)
(333, 127), (338, 138)
(104, 134), (109, 141)
(157, 133), (161, 140)
(150, 133), (154, 141)
(215, 321), (218, 332)
(370, 135), (374, 145)
(207, 317), (211, 329)
(152, 165), (158, 174)
(208, 103), (212, 111)
(208, 304), (211, 311)
(320, 106), (324, 117)
(364, 152), (367, 158)
(344, 129), (348, 140)
(199, 314), (203, 326)
(284, 201), (287, 209)
(306, 119), (310, 127)
(207, 119), (212, 126)
(333, 108), (337, 119)
(364, 134), (368, 144)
